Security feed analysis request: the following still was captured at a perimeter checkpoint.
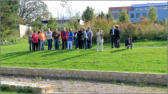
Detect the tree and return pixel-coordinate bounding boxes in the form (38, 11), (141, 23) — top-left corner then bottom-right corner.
(97, 11), (105, 19)
(106, 12), (113, 21)
(0, 0), (19, 37)
(149, 7), (157, 22)
(47, 17), (57, 30)
(119, 9), (130, 23)
(82, 6), (94, 22)
(19, 0), (51, 24)
(30, 18), (42, 31)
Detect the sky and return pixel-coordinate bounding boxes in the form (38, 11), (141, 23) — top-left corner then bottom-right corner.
(43, 0), (167, 18)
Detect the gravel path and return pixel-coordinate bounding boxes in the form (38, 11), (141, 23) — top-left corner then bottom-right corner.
(1, 75), (167, 93)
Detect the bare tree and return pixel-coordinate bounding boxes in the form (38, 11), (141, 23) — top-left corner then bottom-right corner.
(19, 0), (51, 24)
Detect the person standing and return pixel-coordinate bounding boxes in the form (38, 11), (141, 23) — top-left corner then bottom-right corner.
(74, 30), (78, 49)
(87, 27), (93, 49)
(52, 29), (60, 50)
(96, 29), (104, 52)
(46, 28), (53, 50)
(61, 27), (67, 49)
(83, 28), (88, 49)
(32, 31), (39, 51)
(39, 29), (45, 51)
(78, 28), (84, 49)
(28, 31), (33, 52)
(110, 25), (115, 48)
(114, 25), (120, 48)
(67, 29), (73, 50)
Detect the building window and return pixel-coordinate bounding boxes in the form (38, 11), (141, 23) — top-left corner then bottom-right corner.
(112, 10), (121, 14)
(136, 13), (140, 18)
(131, 13), (134, 18)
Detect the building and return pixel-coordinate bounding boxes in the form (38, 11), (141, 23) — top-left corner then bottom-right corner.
(109, 6), (130, 19)
(109, 2), (168, 23)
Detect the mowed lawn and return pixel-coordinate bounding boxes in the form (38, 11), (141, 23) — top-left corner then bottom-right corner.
(1, 39), (167, 73)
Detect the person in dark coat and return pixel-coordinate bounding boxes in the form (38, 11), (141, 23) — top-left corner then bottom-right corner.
(125, 36), (133, 49)
(86, 27), (93, 49)
(114, 25), (120, 48)
(110, 25), (115, 48)
(77, 28), (84, 49)
(52, 29), (60, 50)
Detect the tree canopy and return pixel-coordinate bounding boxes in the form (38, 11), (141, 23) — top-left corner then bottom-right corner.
(119, 9), (130, 23)
(149, 7), (158, 22)
(82, 6), (94, 22)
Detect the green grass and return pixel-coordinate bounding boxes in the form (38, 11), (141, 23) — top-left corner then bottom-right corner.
(0, 90), (30, 94)
(1, 39), (167, 73)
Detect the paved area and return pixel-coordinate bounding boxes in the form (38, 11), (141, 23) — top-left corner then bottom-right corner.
(1, 75), (167, 93)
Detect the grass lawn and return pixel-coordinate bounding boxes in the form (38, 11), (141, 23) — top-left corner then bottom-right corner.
(0, 90), (30, 94)
(1, 39), (167, 73)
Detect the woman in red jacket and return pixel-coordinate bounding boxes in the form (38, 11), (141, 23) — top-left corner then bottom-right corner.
(61, 27), (67, 49)
(32, 31), (39, 51)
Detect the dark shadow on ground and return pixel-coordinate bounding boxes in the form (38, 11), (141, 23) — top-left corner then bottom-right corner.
(110, 48), (127, 53)
(41, 50), (75, 57)
(1, 51), (32, 60)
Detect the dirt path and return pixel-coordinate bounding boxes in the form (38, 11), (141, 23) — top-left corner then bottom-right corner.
(1, 75), (167, 93)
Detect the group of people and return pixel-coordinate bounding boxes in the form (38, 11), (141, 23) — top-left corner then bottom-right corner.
(28, 24), (134, 52)
(28, 25), (125, 52)
(28, 27), (94, 51)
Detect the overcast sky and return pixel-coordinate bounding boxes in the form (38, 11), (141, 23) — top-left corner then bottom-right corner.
(43, 0), (167, 18)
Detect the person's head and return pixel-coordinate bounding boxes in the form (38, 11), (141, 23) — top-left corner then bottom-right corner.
(69, 28), (72, 32)
(54, 28), (57, 32)
(97, 29), (100, 32)
(112, 25), (115, 29)
(63, 27), (66, 31)
(88, 27), (91, 30)
(115, 25), (119, 29)
(80, 28), (83, 31)
(33, 30), (36, 34)
(48, 28), (50, 32)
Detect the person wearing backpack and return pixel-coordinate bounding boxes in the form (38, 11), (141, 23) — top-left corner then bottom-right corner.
(67, 28), (73, 50)
(52, 29), (60, 50)
(77, 28), (84, 49)
(46, 28), (53, 50)
(61, 27), (67, 49)
(32, 31), (39, 51)
(86, 27), (93, 49)
(110, 25), (115, 48)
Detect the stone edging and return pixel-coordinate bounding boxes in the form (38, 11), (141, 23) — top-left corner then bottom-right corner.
(0, 67), (167, 85)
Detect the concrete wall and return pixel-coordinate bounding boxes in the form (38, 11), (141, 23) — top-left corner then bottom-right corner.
(19, 24), (32, 38)
(0, 67), (167, 85)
